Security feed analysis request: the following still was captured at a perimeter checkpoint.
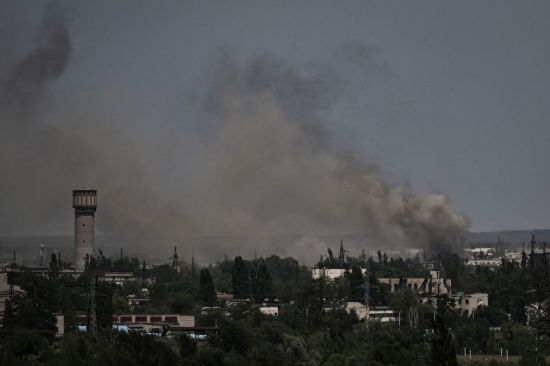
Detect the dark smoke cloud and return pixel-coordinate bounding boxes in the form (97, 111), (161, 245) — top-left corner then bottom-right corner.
(184, 53), (469, 257)
(2, 9), (70, 116)
(0, 6), (468, 264)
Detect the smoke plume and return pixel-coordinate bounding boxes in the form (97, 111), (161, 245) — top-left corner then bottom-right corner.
(184, 55), (469, 257)
(2, 10), (70, 116)
(0, 7), (469, 264)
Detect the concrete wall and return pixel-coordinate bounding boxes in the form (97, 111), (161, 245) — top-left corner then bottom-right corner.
(74, 213), (94, 271)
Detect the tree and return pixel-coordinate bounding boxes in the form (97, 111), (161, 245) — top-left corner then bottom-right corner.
(442, 254), (464, 290)
(390, 289), (419, 328)
(178, 333), (198, 358)
(49, 253), (59, 277)
(96, 280), (114, 329)
(9, 273), (58, 332)
(217, 319), (251, 354)
(251, 262), (273, 302)
(199, 268), (217, 305)
(348, 266), (364, 302)
(430, 295), (458, 366)
(232, 256), (249, 299)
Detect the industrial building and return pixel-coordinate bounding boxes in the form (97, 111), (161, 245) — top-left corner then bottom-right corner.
(73, 189), (97, 271)
(451, 292), (488, 317)
(99, 272), (136, 286)
(311, 267), (367, 281)
(379, 271), (452, 295)
(112, 314), (195, 328)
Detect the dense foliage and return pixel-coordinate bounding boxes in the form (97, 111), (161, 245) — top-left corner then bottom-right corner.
(1, 251), (550, 365)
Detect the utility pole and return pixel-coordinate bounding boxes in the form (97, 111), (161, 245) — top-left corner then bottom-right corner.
(171, 246), (179, 271)
(40, 242), (45, 267)
(141, 260), (146, 288)
(339, 240), (345, 266)
(364, 271), (370, 329)
(319, 266), (325, 323)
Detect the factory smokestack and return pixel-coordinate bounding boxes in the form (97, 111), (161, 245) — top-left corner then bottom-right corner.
(73, 189), (97, 271)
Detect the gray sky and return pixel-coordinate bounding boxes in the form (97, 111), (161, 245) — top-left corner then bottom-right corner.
(1, 0), (549, 245)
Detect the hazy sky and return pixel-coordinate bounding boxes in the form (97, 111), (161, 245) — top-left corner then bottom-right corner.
(2, 0), (549, 236)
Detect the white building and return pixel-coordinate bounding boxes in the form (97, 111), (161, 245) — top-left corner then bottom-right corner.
(344, 302), (399, 322)
(259, 306), (279, 317)
(368, 307), (400, 322)
(345, 302), (368, 320)
(100, 272), (136, 286)
(0, 272), (24, 319)
(465, 258), (501, 267)
(311, 268), (367, 281)
(451, 292), (488, 316)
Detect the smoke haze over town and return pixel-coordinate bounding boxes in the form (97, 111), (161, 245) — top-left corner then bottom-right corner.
(1, 1), (549, 263)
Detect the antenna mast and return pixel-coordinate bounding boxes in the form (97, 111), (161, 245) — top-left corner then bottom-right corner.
(171, 246), (179, 271)
(40, 242), (45, 267)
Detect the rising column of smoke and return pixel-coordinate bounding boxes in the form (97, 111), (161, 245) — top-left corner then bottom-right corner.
(184, 54), (470, 258)
(0, 7), (189, 255)
(2, 11), (70, 116)
(0, 7), (468, 262)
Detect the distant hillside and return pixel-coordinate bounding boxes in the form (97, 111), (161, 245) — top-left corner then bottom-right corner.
(465, 229), (550, 247)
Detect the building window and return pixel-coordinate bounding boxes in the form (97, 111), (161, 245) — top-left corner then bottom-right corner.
(165, 316), (177, 324)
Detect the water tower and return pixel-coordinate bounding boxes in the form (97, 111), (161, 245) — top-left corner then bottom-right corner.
(73, 189), (97, 271)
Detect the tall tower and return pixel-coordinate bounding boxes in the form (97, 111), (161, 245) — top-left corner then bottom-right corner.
(73, 189), (97, 271)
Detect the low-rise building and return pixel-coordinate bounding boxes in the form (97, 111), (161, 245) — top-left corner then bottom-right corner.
(451, 292), (488, 316)
(0, 272), (24, 319)
(100, 272), (136, 286)
(111, 314), (195, 328)
(368, 307), (400, 322)
(465, 258), (501, 267)
(379, 271), (452, 295)
(127, 294), (150, 311)
(216, 292), (234, 302)
(53, 313), (64, 338)
(259, 306), (279, 317)
(345, 302), (367, 320)
(343, 302), (399, 322)
(311, 267), (367, 281)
